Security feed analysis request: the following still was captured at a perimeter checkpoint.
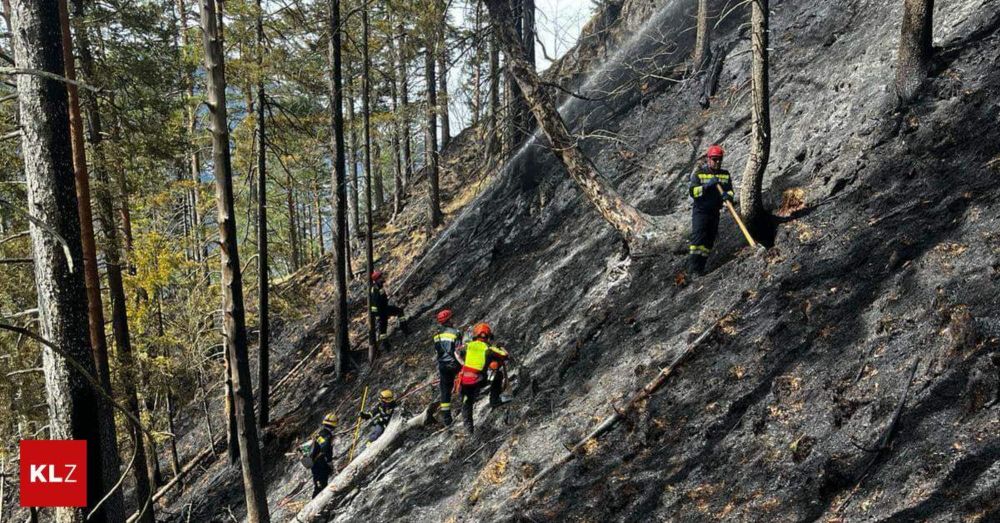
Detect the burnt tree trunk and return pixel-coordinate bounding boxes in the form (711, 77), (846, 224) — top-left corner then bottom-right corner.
(362, 5), (377, 360)
(197, 0), (271, 520)
(327, 0), (349, 379)
(895, 0), (934, 101)
(483, 0), (673, 255)
(255, 0), (269, 430)
(389, 17), (404, 218)
(437, 3), (450, 149)
(57, 1), (126, 520)
(11, 1), (117, 520)
(424, 44), (443, 229)
(487, 30), (501, 162)
(396, 25), (413, 186)
(738, 0), (771, 232)
(693, 0), (711, 72)
(346, 86), (360, 245)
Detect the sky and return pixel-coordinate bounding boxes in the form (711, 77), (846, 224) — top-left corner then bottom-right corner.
(447, 0), (596, 128)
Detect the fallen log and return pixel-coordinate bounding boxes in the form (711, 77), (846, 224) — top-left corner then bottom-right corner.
(514, 302), (738, 498)
(125, 340), (328, 521)
(292, 402), (439, 522)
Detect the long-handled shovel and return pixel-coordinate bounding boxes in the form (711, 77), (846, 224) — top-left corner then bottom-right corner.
(347, 386), (368, 462)
(717, 185), (762, 250)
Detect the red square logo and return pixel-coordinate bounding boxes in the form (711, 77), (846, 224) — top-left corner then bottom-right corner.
(19, 440), (87, 507)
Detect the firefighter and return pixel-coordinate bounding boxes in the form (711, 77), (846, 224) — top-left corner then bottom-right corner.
(308, 413), (338, 498)
(370, 271), (408, 339)
(432, 309), (463, 426)
(360, 389), (397, 442)
(688, 144), (735, 275)
(456, 322), (509, 434)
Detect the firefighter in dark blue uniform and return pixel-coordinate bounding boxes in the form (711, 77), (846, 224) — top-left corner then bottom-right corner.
(688, 144), (735, 275)
(309, 413), (338, 498)
(360, 389), (397, 442)
(432, 309), (462, 426)
(369, 271), (407, 340)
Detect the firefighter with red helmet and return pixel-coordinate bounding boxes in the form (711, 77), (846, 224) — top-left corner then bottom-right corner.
(369, 270), (407, 339)
(688, 144), (735, 275)
(432, 309), (463, 426)
(455, 322), (509, 434)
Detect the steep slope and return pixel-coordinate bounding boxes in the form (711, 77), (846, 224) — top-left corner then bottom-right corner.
(160, 0), (1000, 521)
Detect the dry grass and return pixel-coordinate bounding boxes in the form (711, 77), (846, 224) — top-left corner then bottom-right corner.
(776, 187), (807, 217)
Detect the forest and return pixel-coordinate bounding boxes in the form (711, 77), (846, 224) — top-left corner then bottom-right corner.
(2, 0), (999, 522)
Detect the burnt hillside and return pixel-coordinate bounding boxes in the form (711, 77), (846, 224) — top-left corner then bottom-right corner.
(160, 0), (1000, 521)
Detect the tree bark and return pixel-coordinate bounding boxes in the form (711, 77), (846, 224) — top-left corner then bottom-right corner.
(437, 3), (450, 149)
(738, 0), (771, 232)
(11, 1), (117, 520)
(388, 18), (404, 218)
(424, 44), (443, 229)
(178, 0), (206, 275)
(287, 175), (300, 272)
(396, 25), (413, 187)
(255, 0), (269, 430)
(504, 0), (532, 151)
(197, 0), (271, 520)
(362, 6), (376, 360)
(895, 0), (934, 101)
(346, 85), (360, 244)
(57, 1), (126, 520)
(487, 30), (501, 161)
(70, 0), (155, 517)
(483, 0), (674, 255)
(472, 0), (483, 126)
(313, 181), (324, 256)
(693, 0), (711, 72)
(327, 0), (349, 380)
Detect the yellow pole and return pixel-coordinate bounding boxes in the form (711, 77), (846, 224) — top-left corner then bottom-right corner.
(348, 386), (368, 462)
(716, 185), (758, 248)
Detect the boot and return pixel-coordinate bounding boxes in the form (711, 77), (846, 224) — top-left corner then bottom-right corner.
(442, 410), (453, 426)
(687, 254), (707, 276)
(490, 395), (512, 409)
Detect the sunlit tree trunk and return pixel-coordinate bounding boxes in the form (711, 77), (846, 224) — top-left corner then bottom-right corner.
(57, 1), (126, 520)
(895, 0), (934, 101)
(693, 0), (711, 71)
(11, 1), (119, 519)
(738, 0), (771, 231)
(197, 0), (271, 519)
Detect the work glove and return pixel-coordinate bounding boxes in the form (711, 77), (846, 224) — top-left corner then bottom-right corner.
(722, 191), (734, 202)
(703, 177), (719, 189)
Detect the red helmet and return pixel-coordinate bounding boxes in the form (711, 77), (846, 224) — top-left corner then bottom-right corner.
(707, 144), (725, 159)
(472, 322), (492, 339)
(370, 270), (383, 282)
(436, 309), (453, 325)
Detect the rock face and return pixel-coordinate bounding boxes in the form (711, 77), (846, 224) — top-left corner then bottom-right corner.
(161, 0), (1000, 521)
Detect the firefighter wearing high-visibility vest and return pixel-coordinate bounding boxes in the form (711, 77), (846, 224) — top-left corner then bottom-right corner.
(455, 322), (508, 434)
(432, 309), (462, 426)
(688, 144), (735, 275)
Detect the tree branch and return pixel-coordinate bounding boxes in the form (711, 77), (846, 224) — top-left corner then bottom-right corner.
(0, 67), (101, 92)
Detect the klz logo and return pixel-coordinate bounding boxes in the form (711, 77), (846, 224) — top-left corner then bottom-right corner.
(20, 440), (87, 507)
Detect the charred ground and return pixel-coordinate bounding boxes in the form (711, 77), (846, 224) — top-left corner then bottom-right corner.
(158, 0), (1000, 521)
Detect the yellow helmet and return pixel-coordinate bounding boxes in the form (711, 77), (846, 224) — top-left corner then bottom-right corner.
(322, 413), (338, 428)
(380, 389), (395, 402)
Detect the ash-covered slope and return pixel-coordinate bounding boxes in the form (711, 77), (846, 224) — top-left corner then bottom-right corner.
(163, 0), (1000, 521)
